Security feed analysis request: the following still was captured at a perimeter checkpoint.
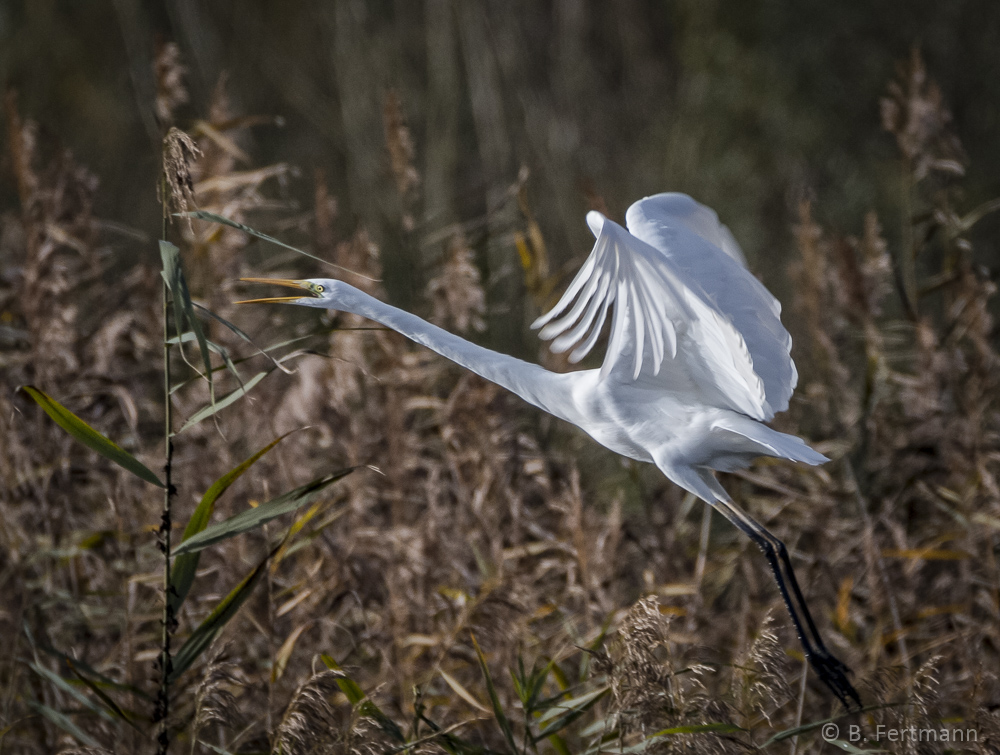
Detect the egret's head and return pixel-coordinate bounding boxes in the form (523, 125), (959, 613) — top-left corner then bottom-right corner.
(237, 278), (336, 308)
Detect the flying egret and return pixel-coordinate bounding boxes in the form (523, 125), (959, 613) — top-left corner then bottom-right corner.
(239, 192), (860, 708)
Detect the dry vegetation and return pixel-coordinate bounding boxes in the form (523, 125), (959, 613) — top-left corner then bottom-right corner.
(1, 34), (999, 755)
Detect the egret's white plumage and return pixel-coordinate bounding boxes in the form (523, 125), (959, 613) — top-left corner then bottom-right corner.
(239, 192), (859, 707)
(522, 193), (824, 502)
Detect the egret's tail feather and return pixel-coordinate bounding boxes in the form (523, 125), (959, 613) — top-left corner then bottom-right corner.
(655, 415), (827, 504)
(709, 415), (829, 469)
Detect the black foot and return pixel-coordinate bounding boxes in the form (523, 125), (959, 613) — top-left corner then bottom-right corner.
(808, 649), (861, 710)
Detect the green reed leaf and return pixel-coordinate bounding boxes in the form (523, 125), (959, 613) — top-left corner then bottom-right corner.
(321, 655), (406, 743)
(174, 370), (270, 435)
(649, 722), (743, 736)
(759, 706), (886, 749)
(168, 332), (245, 389)
(534, 687), (609, 740)
(160, 241), (215, 404)
(170, 432), (297, 612)
(193, 302), (293, 374)
(27, 662), (115, 724)
(181, 210), (376, 281)
(65, 660), (144, 734)
(172, 468), (354, 556)
(19, 386), (164, 487)
(471, 633), (518, 755)
(169, 556), (268, 681)
(25, 699), (103, 749)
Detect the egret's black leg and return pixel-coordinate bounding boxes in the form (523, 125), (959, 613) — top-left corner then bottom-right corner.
(711, 499), (861, 710)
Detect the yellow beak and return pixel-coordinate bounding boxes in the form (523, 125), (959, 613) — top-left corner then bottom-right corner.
(236, 278), (315, 304)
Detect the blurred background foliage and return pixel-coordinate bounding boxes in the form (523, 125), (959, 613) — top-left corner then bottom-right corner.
(3, 1), (1000, 753)
(3, 0), (1000, 336)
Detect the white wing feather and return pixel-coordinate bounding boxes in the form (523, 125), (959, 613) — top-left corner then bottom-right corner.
(625, 194), (797, 416)
(533, 204), (772, 421)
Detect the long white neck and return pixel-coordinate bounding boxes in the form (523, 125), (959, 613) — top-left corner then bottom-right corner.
(324, 281), (577, 421)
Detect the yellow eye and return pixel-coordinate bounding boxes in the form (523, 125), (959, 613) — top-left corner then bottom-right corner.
(315, 284), (325, 293)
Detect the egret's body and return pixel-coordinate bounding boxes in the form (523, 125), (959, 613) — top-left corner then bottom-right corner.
(241, 193), (860, 707)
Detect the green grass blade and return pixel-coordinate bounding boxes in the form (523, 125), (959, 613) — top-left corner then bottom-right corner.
(168, 332), (245, 389)
(526, 660), (554, 709)
(759, 706), (886, 749)
(199, 743), (237, 754)
(66, 660), (144, 734)
(510, 673), (525, 707)
(172, 468), (354, 556)
(160, 241), (198, 366)
(415, 712), (497, 755)
(25, 699), (103, 749)
(193, 302), (293, 374)
(176, 259), (215, 399)
(181, 210), (377, 282)
(320, 654), (366, 704)
(34, 643), (152, 702)
(168, 346), (280, 396)
(589, 722), (745, 755)
(536, 687), (607, 725)
(168, 327), (377, 395)
(321, 655), (406, 743)
(546, 734), (571, 755)
(27, 662), (115, 724)
(577, 715), (616, 739)
(612, 725), (737, 755)
(169, 555), (268, 682)
(471, 633), (519, 755)
(160, 241), (214, 402)
(533, 687), (608, 740)
(160, 240), (185, 343)
(19, 386), (164, 487)
(825, 740), (885, 754)
(170, 432), (297, 612)
(208, 341), (244, 390)
(648, 723), (743, 736)
(174, 370), (271, 435)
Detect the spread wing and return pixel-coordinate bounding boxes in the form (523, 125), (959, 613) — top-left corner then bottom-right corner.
(532, 194), (796, 421)
(625, 193), (797, 416)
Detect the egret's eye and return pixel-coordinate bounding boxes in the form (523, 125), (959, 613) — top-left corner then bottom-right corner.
(314, 284), (325, 293)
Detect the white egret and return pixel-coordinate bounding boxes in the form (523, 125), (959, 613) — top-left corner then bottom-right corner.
(240, 192), (860, 707)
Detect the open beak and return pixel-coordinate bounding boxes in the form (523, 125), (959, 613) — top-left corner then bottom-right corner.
(236, 278), (318, 304)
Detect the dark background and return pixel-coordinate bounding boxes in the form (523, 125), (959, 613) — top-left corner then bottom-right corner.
(3, 0), (999, 341)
